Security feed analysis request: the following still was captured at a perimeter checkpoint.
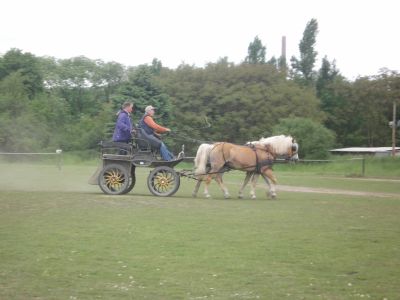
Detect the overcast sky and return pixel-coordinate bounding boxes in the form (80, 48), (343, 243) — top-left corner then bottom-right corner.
(1, 0), (399, 80)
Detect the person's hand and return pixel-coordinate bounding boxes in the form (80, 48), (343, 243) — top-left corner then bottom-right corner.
(166, 128), (171, 133)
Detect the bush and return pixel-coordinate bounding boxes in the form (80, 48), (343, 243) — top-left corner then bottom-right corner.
(273, 117), (335, 159)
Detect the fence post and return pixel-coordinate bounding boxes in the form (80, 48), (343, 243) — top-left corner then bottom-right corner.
(361, 157), (365, 177)
(56, 149), (63, 170)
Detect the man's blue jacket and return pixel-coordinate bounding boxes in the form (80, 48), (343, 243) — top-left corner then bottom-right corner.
(112, 110), (132, 142)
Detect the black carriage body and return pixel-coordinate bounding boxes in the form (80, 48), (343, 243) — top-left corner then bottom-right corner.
(97, 138), (183, 197)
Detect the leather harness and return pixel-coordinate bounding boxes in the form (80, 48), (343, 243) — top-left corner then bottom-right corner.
(216, 142), (274, 174)
(247, 143), (274, 173)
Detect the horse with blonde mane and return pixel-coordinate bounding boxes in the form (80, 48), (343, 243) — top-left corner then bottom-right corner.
(192, 135), (298, 199)
(238, 135), (299, 199)
(193, 142), (276, 199)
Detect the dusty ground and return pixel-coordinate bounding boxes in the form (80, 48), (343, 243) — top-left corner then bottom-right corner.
(276, 184), (399, 198)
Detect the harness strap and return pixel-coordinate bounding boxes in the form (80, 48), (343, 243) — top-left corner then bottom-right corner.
(248, 143), (274, 173)
(221, 143), (226, 163)
(209, 142), (231, 172)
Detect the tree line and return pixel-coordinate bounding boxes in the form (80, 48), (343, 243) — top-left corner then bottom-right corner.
(0, 19), (399, 158)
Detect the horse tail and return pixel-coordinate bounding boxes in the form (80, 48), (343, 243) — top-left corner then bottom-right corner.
(194, 143), (213, 177)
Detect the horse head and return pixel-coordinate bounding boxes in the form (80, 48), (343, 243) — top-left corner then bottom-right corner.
(289, 137), (299, 161)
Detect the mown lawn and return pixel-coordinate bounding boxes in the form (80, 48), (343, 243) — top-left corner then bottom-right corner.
(0, 162), (399, 299)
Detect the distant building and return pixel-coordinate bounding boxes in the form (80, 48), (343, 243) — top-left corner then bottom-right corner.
(330, 147), (400, 157)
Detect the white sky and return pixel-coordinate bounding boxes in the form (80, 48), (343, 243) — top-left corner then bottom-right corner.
(1, 0), (399, 80)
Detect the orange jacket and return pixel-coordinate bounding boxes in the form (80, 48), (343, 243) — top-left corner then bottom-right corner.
(143, 115), (169, 133)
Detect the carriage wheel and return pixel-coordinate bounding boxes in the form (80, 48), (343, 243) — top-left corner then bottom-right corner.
(121, 167), (136, 194)
(98, 164), (130, 195)
(147, 166), (180, 197)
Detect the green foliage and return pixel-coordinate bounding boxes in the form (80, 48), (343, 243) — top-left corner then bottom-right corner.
(0, 71), (30, 115)
(316, 56), (340, 98)
(118, 65), (171, 124)
(349, 75), (395, 146)
(316, 57), (355, 146)
(272, 117), (335, 159)
(161, 62), (324, 154)
(291, 18), (319, 85)
(1, 46), (399, 155)
(0, 112), (49, 152)
(245, 36), (266, 64)
(0, 48), (43, 98)
(61, 103), (115, 150)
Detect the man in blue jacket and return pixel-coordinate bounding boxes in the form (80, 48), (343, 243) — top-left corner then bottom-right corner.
(112, 101), (134, 143)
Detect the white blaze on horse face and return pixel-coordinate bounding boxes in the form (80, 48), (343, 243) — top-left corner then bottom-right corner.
(291, 142), (299, 160)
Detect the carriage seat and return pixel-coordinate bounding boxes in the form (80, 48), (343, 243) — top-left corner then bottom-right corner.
(133, 127), (162, 153)
(99, 141), (133, 155)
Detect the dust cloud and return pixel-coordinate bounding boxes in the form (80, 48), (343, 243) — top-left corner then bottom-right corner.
(0, 160), (99, 193)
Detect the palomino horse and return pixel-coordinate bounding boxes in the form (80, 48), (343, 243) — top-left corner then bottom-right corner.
(238, 135), (299, 199)
(192, 135), (298, 199)
(192, 142), (276, 199)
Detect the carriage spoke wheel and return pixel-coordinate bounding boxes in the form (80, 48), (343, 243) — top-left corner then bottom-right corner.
(98, 164), (130, 195)
(147, 166), (180, 197)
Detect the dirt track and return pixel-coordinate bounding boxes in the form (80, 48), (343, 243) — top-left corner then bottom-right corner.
(275, 185), (400, 198)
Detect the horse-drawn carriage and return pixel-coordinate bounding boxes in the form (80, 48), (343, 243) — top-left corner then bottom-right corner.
(96, 132), (184, 197)
(94, 131), (299, 199)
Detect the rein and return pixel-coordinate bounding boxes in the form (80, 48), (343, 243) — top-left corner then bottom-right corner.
(167, 117), (213, 144)
(168, 131), (213, 144)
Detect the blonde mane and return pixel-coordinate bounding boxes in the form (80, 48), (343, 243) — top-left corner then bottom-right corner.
(253, 135), (295, 156)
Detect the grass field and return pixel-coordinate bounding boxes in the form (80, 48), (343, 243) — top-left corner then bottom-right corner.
(0, 160), (399, 299)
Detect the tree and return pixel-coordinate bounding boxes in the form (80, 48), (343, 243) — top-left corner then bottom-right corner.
(0, 71), (30, 116)
(315, 57), (351, 143)
(52, 56), (98, 116)
(349, 75), (395, 146)
(291, 19), (319, 85)
(0, 48), (43, 99)
(91, 60), (125, 102)
(245, 36), (266, 64)
(316, 56), (340, 98)
(151, 58), (163, 75)
(160, 61), (324, 155)
(117, 65), (171, 124)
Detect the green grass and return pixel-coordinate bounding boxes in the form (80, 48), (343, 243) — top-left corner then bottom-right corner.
(0, 162), (399, 299)
(275, 156), (400, 178)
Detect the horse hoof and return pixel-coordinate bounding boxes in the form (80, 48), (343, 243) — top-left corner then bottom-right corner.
(205, 194), (211, 199)
(224, 194), (231, 199)
(238, 194), (243, 199)
(192, 193), (197, 198)
(251, 195), (256, 200)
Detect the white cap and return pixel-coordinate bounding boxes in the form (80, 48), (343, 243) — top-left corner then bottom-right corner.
(145, 105), (156, 113)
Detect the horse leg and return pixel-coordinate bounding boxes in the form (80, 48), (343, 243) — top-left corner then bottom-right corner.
(262, 169), (277, 199)
(249, 173), (260, 199)
(214, 173), (230, 199)
(203, 175), (212, 198)
(192, 178), (202, 197)
(238, 172), (252, 199)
